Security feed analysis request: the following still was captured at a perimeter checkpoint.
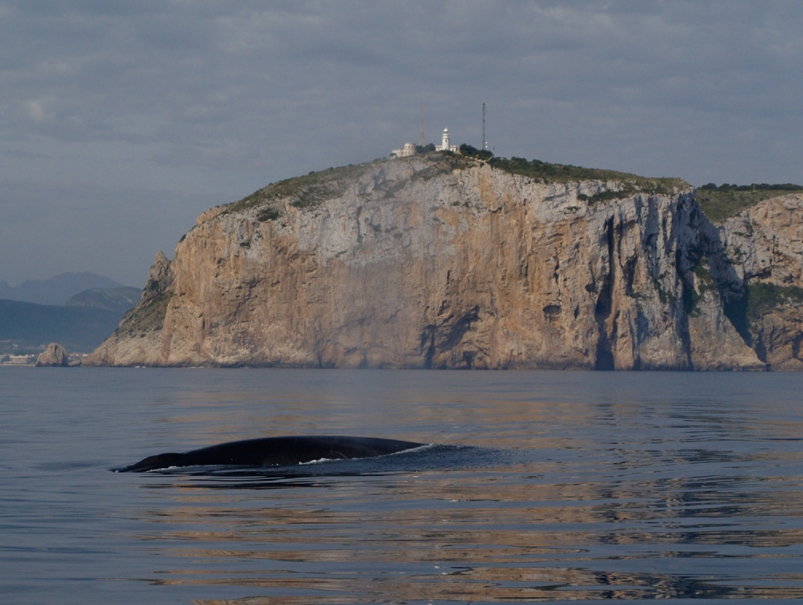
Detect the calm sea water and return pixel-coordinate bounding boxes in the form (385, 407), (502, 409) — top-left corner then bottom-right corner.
(2, 368), (803, 604)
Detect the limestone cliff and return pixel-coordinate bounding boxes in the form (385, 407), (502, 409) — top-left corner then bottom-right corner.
(85, 154), (801, 370)
(712, 195), (803, 370)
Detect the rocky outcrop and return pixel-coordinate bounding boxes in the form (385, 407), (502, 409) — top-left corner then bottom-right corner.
(714, 195), (803, 370)
(36, 343), (69, 367)
(685, 260), (765, 371)
(86, 252), (174, 366)
(85, 155), (801, 370)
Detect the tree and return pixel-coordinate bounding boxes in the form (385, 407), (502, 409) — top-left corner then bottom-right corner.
(459, 143), (493, 160)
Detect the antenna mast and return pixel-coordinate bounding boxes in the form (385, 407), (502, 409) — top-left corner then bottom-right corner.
(419, 102), (425, 146)
(482, 102), (486, 150)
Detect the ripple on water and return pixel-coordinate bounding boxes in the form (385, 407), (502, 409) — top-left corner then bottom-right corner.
(2, 369), (803, 603)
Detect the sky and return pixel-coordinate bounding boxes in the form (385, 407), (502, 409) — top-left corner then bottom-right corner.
(2, 1), (803, 287)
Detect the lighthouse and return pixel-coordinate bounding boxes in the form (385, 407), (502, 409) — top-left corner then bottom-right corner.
(435, 128), (458, 152)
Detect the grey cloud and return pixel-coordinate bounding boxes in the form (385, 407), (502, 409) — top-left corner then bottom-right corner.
(1, 0), (802, 284)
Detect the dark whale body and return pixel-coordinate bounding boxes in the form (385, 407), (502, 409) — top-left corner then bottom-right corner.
(119, 435), (425, 472)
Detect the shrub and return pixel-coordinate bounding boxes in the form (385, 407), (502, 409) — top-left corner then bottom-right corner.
(257, 207), (281, 222)
(747, 283), (803, 320)
(459, 144), (493, 160)
(488, 156), (685, 194)
(696, 183), (803, 223)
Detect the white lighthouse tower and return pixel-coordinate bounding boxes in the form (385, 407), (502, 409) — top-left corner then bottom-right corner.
(435, 128), (458, 152)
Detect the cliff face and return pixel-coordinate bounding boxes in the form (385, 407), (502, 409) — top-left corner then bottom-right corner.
(85, 155), (802, 370)
(713, 195), (803, 370)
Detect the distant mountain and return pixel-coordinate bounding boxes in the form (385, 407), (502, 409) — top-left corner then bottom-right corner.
(0, 272), (128, 306)
(0, 299), (123, 353)
(66, 287), (141, 314)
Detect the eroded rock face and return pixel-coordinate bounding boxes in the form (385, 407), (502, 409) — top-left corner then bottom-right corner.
(715, 195), (803, 370)
(36, 343), (69, 367)
(719, 195), (803, 285)
(686, 263), (765, 371)
(84, 157), (801, 370)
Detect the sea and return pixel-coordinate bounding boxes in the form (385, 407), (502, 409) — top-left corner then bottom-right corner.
(2, 367), (803, 604)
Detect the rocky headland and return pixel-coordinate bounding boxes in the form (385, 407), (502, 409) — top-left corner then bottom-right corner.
(85, 153), (803, 370)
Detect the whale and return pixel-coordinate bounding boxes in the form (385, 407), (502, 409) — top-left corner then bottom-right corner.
(118, 435), (425, 472)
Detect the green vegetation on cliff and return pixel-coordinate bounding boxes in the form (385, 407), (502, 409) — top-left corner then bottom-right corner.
(696, 183), (803, 222)
(719, 281), (803, 347)
(683, 258), (717, 317)
(224, 163), (374, 218)
(488, 156), (688, 197)
(747, 282), (803, 320)
(115, 292), (171, 338)
(222, 153), (803, 228)
(223, 155), (478, 217)
(222, 153), (691, 221)
(459, 144), (493, 160)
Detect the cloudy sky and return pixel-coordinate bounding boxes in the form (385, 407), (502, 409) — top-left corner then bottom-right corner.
(2, 1), (802, 287)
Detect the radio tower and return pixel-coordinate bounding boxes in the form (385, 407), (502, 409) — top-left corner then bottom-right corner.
(419, 102), (425, 146)
(482, 102), (486, 150)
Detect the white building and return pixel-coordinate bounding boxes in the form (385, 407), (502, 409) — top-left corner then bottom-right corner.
(1, 354), (35, 365)
(392, 127), (458, 158)
(435, 128), (458, 153)
(390, 142), (416, 158)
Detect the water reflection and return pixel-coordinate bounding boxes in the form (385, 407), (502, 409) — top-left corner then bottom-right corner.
(112, 371), (803, 602)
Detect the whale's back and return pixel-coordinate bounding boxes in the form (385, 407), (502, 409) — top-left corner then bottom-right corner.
(119, 436), (424, 472)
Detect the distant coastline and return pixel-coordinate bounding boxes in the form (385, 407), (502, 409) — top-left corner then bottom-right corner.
(0, 277), (140, 357)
